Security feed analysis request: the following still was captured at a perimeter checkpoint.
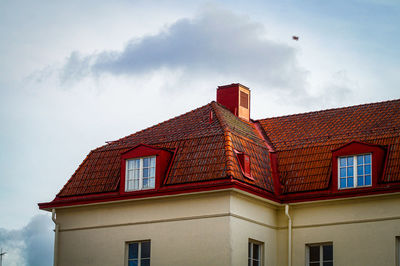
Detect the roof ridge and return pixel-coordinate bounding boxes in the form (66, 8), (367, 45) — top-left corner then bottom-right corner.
(251, 120), (276, 152)
(212, 101), (255, 126)
(211, 101), (235, 178)
(258, 98), (400, 121)
(212, 101), (269, 144)
(211, 101), (230, 132)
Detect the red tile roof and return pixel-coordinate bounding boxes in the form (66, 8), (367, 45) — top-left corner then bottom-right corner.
(48, 97), (400, 205)
(258, 99), (400, 193)
(57, 102), (274, 198)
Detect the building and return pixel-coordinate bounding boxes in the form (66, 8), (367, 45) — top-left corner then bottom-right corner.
(39, 84), (400, 266)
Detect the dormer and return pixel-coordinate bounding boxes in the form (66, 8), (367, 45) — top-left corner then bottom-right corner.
(217, 83), (250, 121)
(120, 144), (173, 195)
(331, 141), (386, 192)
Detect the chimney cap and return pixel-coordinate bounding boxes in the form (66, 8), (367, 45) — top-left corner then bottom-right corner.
(217, 83), (251, 91)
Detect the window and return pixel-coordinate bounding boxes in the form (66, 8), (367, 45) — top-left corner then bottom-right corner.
(126, 156), (156, 191)
(236, 152), (252, 178)
(248, 240), (263, 266)
(307, 243), (333, 266)
(127, 240), (151, 266)
(338, 154), (371, 189)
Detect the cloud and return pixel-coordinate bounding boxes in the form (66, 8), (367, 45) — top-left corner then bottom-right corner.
(61, 6), (308, 93)
(0, 215), (53, 266)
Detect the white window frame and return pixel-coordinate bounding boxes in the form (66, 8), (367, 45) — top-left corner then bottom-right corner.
(248, 239), (263, 266)
(306, 243), (333, 266)
(125, 156), (156, 191)
(126, 240), (151, 266)
(338, 153), (372, 189)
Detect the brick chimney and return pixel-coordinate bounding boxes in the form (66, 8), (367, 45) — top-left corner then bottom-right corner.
(217, 83), (250, 121)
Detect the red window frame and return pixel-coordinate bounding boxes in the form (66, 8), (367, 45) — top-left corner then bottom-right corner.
(331, 141), (386, 192)
(235, 150), (253, 180)
(120, 144), (173, 195)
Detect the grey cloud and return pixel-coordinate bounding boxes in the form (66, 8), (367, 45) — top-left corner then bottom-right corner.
(0, 215), (53, 266)
(62, 7), (307, 92)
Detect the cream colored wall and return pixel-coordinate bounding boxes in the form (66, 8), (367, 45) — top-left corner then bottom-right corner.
(54, 189), (400, 266)
(277, 194), (400, 266)
(229, 192), (279, 266)
(56, 191), (232, 266)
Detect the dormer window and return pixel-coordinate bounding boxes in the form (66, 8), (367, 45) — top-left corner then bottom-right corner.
(235, 150), (253, 180)
(338, 154), (371, 189)
(126, 156), (156, 191)
(120, 144), (173, 195)
(332, 141), (386, 192)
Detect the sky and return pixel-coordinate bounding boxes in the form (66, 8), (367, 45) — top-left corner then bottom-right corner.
(0, 0), (399, 265)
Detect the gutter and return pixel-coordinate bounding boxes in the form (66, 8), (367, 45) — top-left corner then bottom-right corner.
(52, 209), (59, 266)
(285, 205), (292, 266)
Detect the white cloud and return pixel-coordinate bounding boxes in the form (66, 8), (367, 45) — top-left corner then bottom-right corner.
(61, 7), (308, 94)
(0, 215), (53, 266)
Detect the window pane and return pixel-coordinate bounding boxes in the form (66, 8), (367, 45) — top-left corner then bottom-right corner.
(248, 243), (251, 258)
(253, 260), (260, 266)
(134, 179), (139, 190)
(310, 263), (319, 266)
(143, 168), (149, 178)
(364, 154), (371, 164)
(141, 259), (150, 266)
(340, 178), (346, 188)
(128, 243), (138, 259)
(252, 244), (259, 259)
(309, 246), (320, 261)
(365, 175), (371, 185)
(340, 168), (346, 177)
(150, 157), (156, 167)
(143, 158), (149, 167)
(134, 159), (140, 168)
(357, 166), (363, 175)
(339, 158), (347, 166)
(347, 177), (354, 187)
(365, 165), (371, 175)
(357, 176), (364, 186)
(150, 167), (155, 177)
(127, 169), (134, 180)
(323, 245), (333, 260)
(128, 260), (138, 266)
(127, 160), (134, 169)
(347, 157), (353, 166)
(134, 169), (140, 179)
(149, 178), (155, 188)
(357, 155), (364, 165)
(248, 258), (251, 266)
(141, 241), (151, 258)
(323, 262), (333, 266)
(347, 167), (353, 177)
(143, 178), (148, 188)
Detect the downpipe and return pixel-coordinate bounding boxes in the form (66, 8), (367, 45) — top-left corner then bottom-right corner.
(52, 209), (59, 266)
(285, 205), (292, 266)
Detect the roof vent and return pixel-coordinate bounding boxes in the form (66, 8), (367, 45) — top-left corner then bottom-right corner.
(236, 152), (253, 179)
(217, 83), (250, 121)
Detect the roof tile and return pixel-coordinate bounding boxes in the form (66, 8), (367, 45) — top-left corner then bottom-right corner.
(258, 99), (400, 193)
